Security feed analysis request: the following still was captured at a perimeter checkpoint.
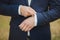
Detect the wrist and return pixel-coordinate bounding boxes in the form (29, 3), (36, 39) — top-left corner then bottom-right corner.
(20, 5), (23, 14)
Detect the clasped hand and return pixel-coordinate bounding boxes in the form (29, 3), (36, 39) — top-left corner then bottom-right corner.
(19, 5), (36, 32)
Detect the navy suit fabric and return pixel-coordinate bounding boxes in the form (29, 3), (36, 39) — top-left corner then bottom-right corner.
(0, 0), (60, 40)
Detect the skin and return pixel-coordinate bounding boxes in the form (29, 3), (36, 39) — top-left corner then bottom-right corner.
(20, 5), (36, 17)
(19, 16), (35, 32)
(19, 6), (36, 32)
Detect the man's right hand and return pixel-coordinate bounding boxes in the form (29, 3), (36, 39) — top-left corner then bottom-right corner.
(20, 5), (36, 17)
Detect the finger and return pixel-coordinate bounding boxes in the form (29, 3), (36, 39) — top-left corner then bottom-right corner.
(29, 7), (36, 13)
(23, 8), (33, 17)
(22, 11), (32, 17)
(21, 7), (35, 17)
(24, 25), (31, 32)
(28, 10), (35, 16)
(28, 7), (36, 15)
(19, 22), (25, 30)
(25, 12), (32, 17)
(22, 21), (30, 32)
(28, 26), (33, 31)
(28, 10), (34, 16)
(22, 23), (28, 31)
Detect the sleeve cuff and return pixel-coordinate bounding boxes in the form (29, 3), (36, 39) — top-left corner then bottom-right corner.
(34, 14), (37, 26)
(18, 5), (22, 15)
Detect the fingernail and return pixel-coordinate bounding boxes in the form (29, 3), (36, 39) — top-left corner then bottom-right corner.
(19, 25), (20, 27)
(19, 25), (21, 29)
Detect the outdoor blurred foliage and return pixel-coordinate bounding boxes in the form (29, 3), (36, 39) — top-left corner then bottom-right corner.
(0, 15), (60, 40)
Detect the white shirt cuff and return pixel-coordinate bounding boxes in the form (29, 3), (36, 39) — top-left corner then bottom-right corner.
(18, 5), (22, 15)
(34, 14), (37, 26)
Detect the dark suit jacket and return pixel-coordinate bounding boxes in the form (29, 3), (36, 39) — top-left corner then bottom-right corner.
(0, 0), (60, 40)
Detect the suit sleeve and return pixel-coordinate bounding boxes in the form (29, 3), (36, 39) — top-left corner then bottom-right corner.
(36, 0), (60, 26)
(0, 2), (20, 17)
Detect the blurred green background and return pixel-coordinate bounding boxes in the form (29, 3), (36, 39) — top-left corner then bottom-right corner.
(0, 15), (60, 40)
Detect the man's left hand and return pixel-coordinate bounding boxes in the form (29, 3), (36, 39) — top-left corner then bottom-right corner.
(19, 16), (35, 32)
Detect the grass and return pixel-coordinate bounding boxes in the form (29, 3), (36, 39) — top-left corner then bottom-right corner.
(0, 15), (10, 40)
(0, 15), (60, 40)
(50, 19), (60, 40)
